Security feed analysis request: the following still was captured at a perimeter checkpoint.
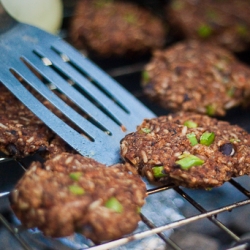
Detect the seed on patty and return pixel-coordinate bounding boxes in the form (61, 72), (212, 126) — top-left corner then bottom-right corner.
(219, 143), (235, 156)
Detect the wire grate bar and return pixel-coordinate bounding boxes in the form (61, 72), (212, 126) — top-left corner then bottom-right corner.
(174, 186), (241, 242)
(229, 179), (250, 198)
(140, 213), (182, 250)
(0, 214), (32, 250)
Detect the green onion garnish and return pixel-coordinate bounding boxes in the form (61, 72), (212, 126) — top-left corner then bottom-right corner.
(184, 120), (198, 128)
(186, 133), (198, 146)
(105, 197), (123, 213)
(152, 166), (167, 178)
(69, 172), (82, 181)
(200, 132), (215, 146)
(69, 185), (85, 195)
(175, 155), (204, 170)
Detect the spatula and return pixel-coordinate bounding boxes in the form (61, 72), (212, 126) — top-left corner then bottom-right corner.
(0, 0), (155, 165)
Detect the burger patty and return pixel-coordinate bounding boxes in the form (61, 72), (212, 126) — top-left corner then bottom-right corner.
(142, 40), (250, 116)
(0, 83), (81, 158)
(166, 0), (250, 52)
(69, 0), (167, 57)
(9, 153), (147, 242)
(120, 112), (250, 189)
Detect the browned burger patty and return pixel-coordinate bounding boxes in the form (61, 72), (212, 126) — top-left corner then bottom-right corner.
(69, 0), (167, 57)
(0, 83), (81, 158)
(166, 0), (250, 52)
(9, 153), (147, 242)
(142, 40), (250, 116)
(120, 112), (250, 189)
(0, 84), (54, 157)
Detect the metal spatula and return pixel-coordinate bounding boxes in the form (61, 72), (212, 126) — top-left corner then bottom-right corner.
(0, 1), (155, 165)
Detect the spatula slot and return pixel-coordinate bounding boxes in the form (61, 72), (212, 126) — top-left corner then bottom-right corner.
(9, 66), (111, 142)
(51, 47), (130, 115)
(32, 49), (128, 131)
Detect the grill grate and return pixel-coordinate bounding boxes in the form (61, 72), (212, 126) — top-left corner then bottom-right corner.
(1, 152), (250, 249)
(1, 13), (250, 248)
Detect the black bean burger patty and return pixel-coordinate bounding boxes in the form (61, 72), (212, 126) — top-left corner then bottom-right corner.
(120, 112), (250, 189)
(142, 40), (250, 116)
(166, 0), (250, 52)
(69, 0), (167, 57)
(9, 153), (147, 242)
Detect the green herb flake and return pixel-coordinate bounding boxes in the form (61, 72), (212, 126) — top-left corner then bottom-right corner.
(141, 127), (151, 134)
(197, 24), (213, 38)
(200, 132), (215, 146)
(69, 172), (82, 181)
(186, 133), (198, 146)
(175, 155), (204, 170)
(105, 197), (123, 213)
(184, 120), (198, 128)
(152, 166), (167, 178)
(69, 185), (85, 195)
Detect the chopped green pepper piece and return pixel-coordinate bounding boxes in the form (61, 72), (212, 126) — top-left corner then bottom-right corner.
(69, 185), (85, 195)
(175, 155), (204, 170)
(206, 104), (216, 116)
(230, 138), (241, 143)
(142, 71), (150, 85)
(69, 172), (82, 181)
(227, 87), (235, 97)
(94, 0), (113, 8)
(105, 197), (123, 213)
(137, 207), (141, 214)
(141, 127), (151, 134)
(186, 133), (198, 146)
(171, 0), (184, 10)
(200, 132), (215, 146)
(184, 120), (198, 128)
(197, 24), (212, 38)
(236, 24), (248, 37)
(152, 166), (167, 178)
(124, 13), (137, 24)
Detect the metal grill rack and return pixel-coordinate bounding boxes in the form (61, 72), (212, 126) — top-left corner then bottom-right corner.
(0, 59), (250, 250)
(1, 156), (250, 250)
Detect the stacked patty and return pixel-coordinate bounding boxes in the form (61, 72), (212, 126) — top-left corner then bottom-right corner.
(120, 112), (250, 189)
(9, 153), (147, 242)
(142, 40), (250, 116)
(166, 0), (250, 52)
(69, 0), (167, 57)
